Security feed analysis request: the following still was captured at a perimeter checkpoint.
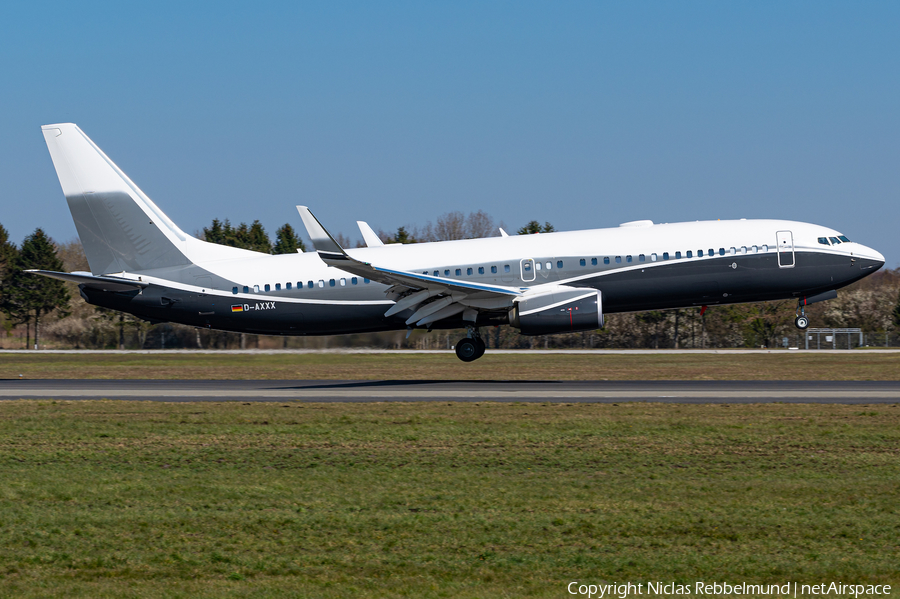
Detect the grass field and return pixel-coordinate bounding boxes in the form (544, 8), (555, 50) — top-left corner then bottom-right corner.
(2, 351), (900, 380)
(0, 400), (898, 598)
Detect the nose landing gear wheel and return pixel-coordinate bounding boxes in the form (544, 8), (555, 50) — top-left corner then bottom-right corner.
(795, 315), (809, 330)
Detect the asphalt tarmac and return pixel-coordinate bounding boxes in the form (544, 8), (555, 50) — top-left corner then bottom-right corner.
(0, 379), (899, 403)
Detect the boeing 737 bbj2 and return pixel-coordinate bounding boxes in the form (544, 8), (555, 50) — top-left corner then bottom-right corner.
(30, 124), (885, 361)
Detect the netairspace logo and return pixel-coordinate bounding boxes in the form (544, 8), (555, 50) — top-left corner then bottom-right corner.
(567, 581), (893, 598)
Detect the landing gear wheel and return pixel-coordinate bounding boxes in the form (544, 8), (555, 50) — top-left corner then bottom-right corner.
(455, 338), (480, 362)
(795, 316), (809, 330)
(473, 337), (486, 360)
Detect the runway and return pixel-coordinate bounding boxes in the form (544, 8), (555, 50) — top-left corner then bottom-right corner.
(1, 379), (899, 403)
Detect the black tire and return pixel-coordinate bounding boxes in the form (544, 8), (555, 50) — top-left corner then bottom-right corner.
(455, 338), (479, 362)
(473, 337), (486, 360)
(795, 316), (810, 330)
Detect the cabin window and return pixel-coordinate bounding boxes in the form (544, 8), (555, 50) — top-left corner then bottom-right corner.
(639, 254), (646, 262)
(504, 264), (511, 272)
(728, 247), (735, 255)
(651, 253), (658, 262)
(275, 283), (281, 291)
(535, 262), (542, 271)
(818, 237), (829, 245)
(254, 285), (260, 293)
(329, 279), (335, 287)
(615, 256), (621, 264)
(478, 267), (485, 274)
(740, 246), (747, 254)
(232, 287), (238, 294)
(307, 281), (313, 288)
(675, 251), (681, 259)
(555, 261), (562, 268)
(444, 269), (450, 276)
(546, 262), (552, 270)
(708, 248), (714, 256)
(264, 284), (270, 292)
(686, 251), (692, 258)
(286, 283), (292, 290)
(829, 237), (840, 245)
(761, 244), (768, 252)
(456, 269), (462, 276)
(352, 278), (358, 285)
(491, 266), (497, 274)
(663, 252), (669, 260)
(433, 270), (439, 276)
(603, 257), (609, 265)
(242, 286), (249, 293)
(340, 278), (346, 286)
(592, 258), (598, 266)
(718, 248), (725, 256)
(364, 278), (370, 283)
(751, 246), (758, 253)
(698, 249), (704, 257)
(580, 258), (586, 266)
(625, 256), (632, 263)
(838, 235), (850, 242)
(467, 268), (473, 275)
(318, 280), (324, 288)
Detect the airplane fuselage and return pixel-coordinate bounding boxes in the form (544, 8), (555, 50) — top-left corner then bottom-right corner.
(81, 218), (883, 335)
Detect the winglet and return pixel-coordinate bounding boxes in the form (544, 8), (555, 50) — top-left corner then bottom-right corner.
(357, 221), (384, 247)
(296, 206), (344, 253)
(498, 227), (509, 237)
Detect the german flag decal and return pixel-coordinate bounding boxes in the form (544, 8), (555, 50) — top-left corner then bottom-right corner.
(231, 305), (244, 313)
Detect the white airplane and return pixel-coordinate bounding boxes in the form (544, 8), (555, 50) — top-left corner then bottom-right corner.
(30, 123), (884, 361)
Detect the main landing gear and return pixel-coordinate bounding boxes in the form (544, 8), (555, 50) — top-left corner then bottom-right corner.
(455, 327), (486, 362)
(795, 301), (810, 330)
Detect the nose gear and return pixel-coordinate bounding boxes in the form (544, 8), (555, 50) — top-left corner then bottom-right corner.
(795, 301), (810, 330)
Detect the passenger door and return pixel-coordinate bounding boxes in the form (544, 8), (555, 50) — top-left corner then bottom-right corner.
(520, 258), (535, 282)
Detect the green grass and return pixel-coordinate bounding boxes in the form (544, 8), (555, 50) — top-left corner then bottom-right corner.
(0, 401), (898, 598)
(2, 351), (900, 380)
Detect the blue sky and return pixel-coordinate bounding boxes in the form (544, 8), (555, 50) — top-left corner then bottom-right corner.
(2, 2), (898, 264)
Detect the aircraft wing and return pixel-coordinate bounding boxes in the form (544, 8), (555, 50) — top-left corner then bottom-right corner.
(297, 206), (521, 326)
(26, 270), (149, 291)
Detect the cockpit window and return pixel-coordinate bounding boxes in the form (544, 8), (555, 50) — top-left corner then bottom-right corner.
(829, 237), (840, 245)
(818, 237), (830, 245)
(838, 235), (850, 243)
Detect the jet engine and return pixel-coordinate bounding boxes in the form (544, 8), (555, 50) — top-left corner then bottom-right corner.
(509, 286), (603, 335)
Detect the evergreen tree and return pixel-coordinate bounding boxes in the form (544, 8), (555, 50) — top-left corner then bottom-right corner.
(391, 226), (417, 244)
(202, 218), (226, 245)
(517, 220), (555, 235)
(273, 223), (305, 254)
(203, 219), (272, 253)
(247, 221), (272, 253)
(0, 229), (70, 349)
(0, 223), (16, 284)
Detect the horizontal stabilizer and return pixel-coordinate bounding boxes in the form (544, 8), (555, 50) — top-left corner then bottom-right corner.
(26, 270), (149, 291)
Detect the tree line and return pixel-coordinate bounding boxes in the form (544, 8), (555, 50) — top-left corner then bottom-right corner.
(2, 215), (899, 350)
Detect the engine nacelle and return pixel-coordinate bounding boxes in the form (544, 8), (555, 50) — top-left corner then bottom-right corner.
(509, 287), (603, 335)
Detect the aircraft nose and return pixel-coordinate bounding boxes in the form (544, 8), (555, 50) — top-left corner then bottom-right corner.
(856, 245), (885, 271)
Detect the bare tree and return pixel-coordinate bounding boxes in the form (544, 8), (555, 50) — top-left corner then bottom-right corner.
(466, 210), (496, 239)
(433, 211), (467, 241)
